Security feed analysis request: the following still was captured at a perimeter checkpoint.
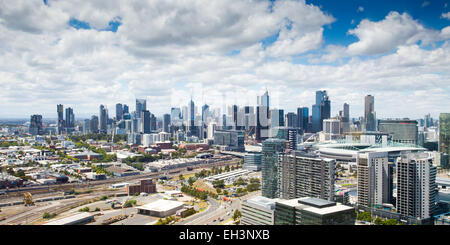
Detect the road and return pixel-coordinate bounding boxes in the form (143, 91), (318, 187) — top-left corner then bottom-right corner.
(176, 190), (261, 225)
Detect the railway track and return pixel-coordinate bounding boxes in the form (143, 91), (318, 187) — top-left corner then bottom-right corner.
(1, 158), (241, 198)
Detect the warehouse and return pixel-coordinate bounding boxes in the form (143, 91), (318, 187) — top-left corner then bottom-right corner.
(44, 213), (95, 225)
(136, 199), (185, 217)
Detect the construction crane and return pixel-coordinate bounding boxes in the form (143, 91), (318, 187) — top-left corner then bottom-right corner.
(245, 127), (254, 141)
(23, 192), (34, 206)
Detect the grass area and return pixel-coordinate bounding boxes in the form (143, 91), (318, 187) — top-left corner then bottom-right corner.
(341, 183), (356, 187)
(196, 201), (208, 210)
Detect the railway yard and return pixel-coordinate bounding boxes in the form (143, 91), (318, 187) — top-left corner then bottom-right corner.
(0, 157), (243, 225)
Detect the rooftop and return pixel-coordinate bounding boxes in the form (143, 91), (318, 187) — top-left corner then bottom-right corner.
(297, 197), (336, 208)
(137, 199), (184, 212)
(43, 212), (94, 225)
(245, 196), (277, 210)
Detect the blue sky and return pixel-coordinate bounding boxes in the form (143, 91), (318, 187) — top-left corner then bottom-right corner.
(0, 0), (449, 119)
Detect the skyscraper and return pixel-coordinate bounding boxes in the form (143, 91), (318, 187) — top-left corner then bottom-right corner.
(439, 113), (450, 165)
(163, 114), (171, 133)
(29, 115), (43, 135)
(286, 112), (297, 128)
(83, 119), (90, 135)
(270, 109), (284, 137)
(99, 105), (108, 134)
(262, 138), (287, 198)
(123, 104), (129, 114)
(297, 107), (309, 133)
(341, 103), (350, 133)
(171, 107), (181, 120)
(396, 153), (437, 220)
(90, 115), (99, 134)
(142, 110), (151, 133)
(256, 91), (270, 142)
(278, 151), (335, 201)
(136, 99), (146, 118)
(116, 103), (123, 121)
(188, 99), (198, 137)
(357, 152), (393, 208)
(57, 104), (64, 135)
(256, 105), (270, 142)
(364, 95), (376, 131)
(150, 113), (157, 131)
(312, 90), (330, 133)
(65, 107), (75, 134)
(257, 90), (269, 108)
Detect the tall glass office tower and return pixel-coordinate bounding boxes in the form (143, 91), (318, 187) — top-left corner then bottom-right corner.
(262, 138), (287, 198)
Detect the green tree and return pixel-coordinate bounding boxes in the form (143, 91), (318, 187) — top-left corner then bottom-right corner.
(233, 177), (247, 186)
(374, 217), (383, 225)
(212, 180), (225, 189)
(232, 209), (242, 221)
(357, 212), (372, 222)
(384, 219), (398, 225)
(188, 177), (195, 186)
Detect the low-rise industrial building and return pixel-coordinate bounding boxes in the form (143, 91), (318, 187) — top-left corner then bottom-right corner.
(44, 213), (95, 225)
(106, 166), (140, 177)
(126, 179), (157, 196)
(136, 199), (185, 217)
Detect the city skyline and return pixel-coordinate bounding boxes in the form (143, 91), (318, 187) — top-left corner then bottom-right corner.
(1, 0), (449, 119)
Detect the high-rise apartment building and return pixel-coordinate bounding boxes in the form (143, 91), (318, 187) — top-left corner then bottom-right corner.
(396, 153), (437, 220)
(262, 138), (287, 198)
(357, 152), (393, 208)
(277, 151), (335, 201)
(439, 113), (450, 166)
